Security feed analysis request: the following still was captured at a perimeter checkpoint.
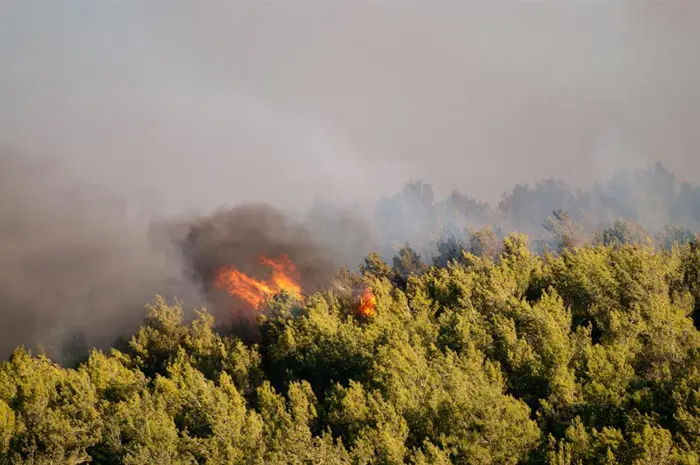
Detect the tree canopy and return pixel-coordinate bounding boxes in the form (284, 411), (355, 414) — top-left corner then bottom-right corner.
(2, 231), (700, 464)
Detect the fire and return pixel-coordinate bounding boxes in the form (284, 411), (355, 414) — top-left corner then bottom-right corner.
(214, 254), (302, 308)
(357, 287), (376, 318)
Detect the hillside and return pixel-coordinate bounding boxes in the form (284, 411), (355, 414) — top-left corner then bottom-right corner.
(1, 235), (699, 464)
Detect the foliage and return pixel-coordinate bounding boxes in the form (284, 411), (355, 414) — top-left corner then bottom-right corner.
(2, 233), (700, 464)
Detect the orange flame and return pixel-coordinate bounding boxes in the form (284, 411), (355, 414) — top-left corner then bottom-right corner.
(357, 287), (376, 318)
(214, 254), (302, 308)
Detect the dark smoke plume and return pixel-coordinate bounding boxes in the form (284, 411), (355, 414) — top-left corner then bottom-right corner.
(0, 151), (352, 358)
(164, 204), (342, 323)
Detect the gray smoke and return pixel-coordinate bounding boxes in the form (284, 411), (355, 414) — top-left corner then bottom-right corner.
(0, 151), (201, 357)
(2, 1), (700, 357)
(2, 2), (699, 212)
(169, 204), (342, 321)
(0, 151), (367, 358)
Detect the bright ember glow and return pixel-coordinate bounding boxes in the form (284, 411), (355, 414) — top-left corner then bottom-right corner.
(358, 287), (376, 318)
(214, 254), (302, 308)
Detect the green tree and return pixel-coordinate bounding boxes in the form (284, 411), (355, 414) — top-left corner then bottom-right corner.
(392, 244), (428, 287)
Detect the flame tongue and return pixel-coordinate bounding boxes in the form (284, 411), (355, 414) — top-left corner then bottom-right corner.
(260, 255), (301, 299)
(358, 287), (376, 317)
(214, 254), (302, 308)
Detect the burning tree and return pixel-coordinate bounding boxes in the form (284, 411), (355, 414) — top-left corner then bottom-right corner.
(213, 254), (302, 309)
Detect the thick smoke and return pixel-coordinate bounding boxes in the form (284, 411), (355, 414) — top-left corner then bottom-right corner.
(3, 2), (700, 212)
(167, 204), (342, 323)
(4, 147), (700, 360)
(0, 151), (200, 357)
(0, 151), (358, 358)
(2, 2), (700, 359)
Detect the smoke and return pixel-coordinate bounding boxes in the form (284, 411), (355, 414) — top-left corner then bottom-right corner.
(2, 144), (700, 361)
(3, 2), (699, 213)
(168, 204), (342, 322)
(0, 151), (202, 357)
(1, 2), (700, 357)
(0, 151), (368, 358)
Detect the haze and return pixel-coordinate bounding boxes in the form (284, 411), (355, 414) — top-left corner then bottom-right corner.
(2, 1), (699, 213)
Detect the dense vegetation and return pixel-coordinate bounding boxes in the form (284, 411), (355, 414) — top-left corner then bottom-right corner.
(2, 230), (700, 464)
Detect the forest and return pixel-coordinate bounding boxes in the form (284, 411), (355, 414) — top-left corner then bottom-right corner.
(2, 163), (700, 464)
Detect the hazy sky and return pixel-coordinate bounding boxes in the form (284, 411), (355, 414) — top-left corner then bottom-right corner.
(2, 1), (699, 213)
